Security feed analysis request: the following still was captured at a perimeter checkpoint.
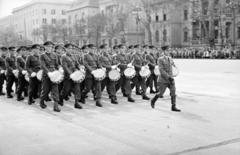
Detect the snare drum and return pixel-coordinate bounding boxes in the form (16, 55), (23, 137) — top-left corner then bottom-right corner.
(92, 69), (106, 81)
(70, 70), (86, 83)
(124, 67), (136, 79)
(109, 69), (121, 81)
(139, 66), (151, 78)
(48, 70), (64, 84)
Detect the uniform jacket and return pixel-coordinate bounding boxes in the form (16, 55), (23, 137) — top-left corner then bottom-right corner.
(83, 52), (100, 78)
(158, 56), (174, 83)
(40, 52), (59, 75)
(61, 53), (76, 76)
(0, 56), (6, 70)
(16, 56), (26, 73)
(116, 53), (130, 72)
(5, 55), (16, 75)
(26, 55), (41, 74)
(132, 53), (148, 74)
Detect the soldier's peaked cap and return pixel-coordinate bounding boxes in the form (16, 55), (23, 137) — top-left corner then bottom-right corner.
(31, 44), (41, 49)
(0, 47), (8, 51)
(43, 41), (54, 46)
(99, 44), (107, 49)
(161, 45), (169, 51)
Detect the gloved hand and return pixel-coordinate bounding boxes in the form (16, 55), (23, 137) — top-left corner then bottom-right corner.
(31, 72), (36, 77)
(47, 72), (52, 78)
(0, 70), (5, 74)
(91, 70), (95, 75)
(22, 70), (27, 75)
(127, 63), (133, 68)
(116, 68), (120, 72)
(59, 67), (64, 73)
(169, 77), (174, 83)
(111, 65), (117, 70)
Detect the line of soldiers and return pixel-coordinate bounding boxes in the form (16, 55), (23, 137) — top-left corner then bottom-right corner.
(0, 41), (181, 112)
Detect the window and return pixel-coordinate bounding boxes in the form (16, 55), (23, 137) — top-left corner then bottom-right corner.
(163, 14), (167, 21)
(42, 18), (47, 24)
(214, 30), (219, 39)
(156, 15), (159, 22)
(68, 16), (71, 24)
(51, 9), (56, 15)
(155, 30), (159, 42)
(238, 27), (240, 39)
(163, 29), (167, 41)
(52, 18), (56, 24)
(225, 22), (231, 39)
(43, 9), (46, 15)
(62, 10), (66, 15)
(184, 31), (188, 42)
(62, 19), (66, 24)
(184, 10), (188, 20)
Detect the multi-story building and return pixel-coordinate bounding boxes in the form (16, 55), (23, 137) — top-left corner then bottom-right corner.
(149, 0), (193, 47)
(66, 0), (99, 45)
(99, 0), (145, 46)
(12, 0), (70, 43)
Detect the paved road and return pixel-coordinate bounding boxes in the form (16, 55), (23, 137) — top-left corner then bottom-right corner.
(0, 60), (239, 155)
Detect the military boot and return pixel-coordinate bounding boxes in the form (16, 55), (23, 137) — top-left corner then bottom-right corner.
(171, 96), (181, 112)
(74, 100), (82, 109)
(40, 100), (47, 109)
(151, 95), (159, 109)
(53, 102), (61, 112)
(96, 99), (103, 107)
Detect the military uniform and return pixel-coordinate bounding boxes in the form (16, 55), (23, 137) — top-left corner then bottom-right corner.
(26, 54), (41, 104)
(99, 53), (118, 104)
(81, 51), (102, 107)
(146, 52), (158, 93)
(16, 56), (27, 101)
(40, 52), (60, 111)
(132, 52), (150, 100)
(151, 55), (181, 112)
(59, 53), (82, 109)
(0, 56), (6, 95)
(5, 55), (17, 97)
(115, 53), (135, 102)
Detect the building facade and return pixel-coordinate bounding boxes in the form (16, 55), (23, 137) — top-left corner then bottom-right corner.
(12, 0), (70, 44)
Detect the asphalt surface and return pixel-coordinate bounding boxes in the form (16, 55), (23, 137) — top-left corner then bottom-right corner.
(0, 60), (239, 155)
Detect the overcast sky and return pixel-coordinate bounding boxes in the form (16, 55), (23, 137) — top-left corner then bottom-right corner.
(0, 0), (31, 17)
(0, 0), (74, 18)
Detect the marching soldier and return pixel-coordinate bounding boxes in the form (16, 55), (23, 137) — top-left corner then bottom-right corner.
(81, 44), (103, 107)
(54, 45), (66, 94)
(99, 44), (118, 104)
(26, 44), (41, 105)
(16, 46), (28, 101)
(151, 46), (181, 112)
(146, 45), (158, 93)
(59, 43), (82, 109)
(115, 44), (135, 102)
(5, 46), (17, 98)
(0, 47), (7, 96)
(39, 41), (61, 112)
(131, 45), (150, 100)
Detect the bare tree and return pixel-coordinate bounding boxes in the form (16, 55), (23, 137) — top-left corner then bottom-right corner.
(0, 26), (31, 46)
(88, 13), (107, 47)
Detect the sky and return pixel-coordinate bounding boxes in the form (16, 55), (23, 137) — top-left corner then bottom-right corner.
(0, 0), (74, 18)
(0, 0), (32, 17)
